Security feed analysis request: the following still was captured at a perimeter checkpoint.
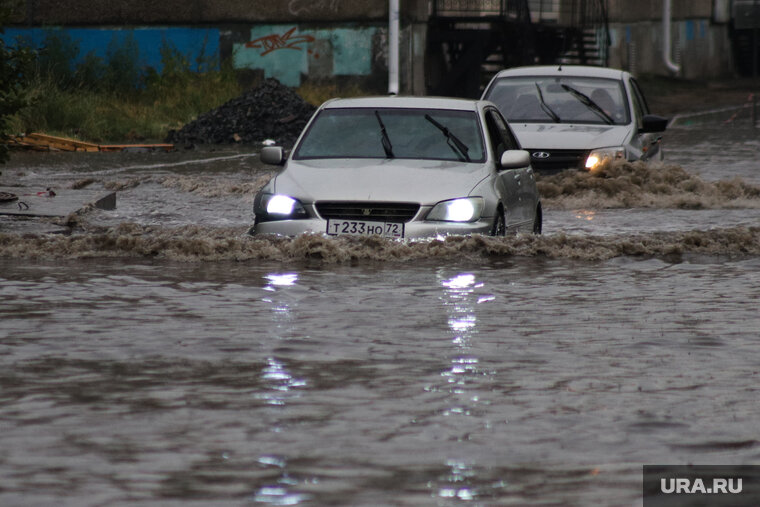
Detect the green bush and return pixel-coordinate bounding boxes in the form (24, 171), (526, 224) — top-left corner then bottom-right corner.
(0, 8), (35, 162)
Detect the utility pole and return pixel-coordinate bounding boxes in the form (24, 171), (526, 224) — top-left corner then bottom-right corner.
(754, 0), (758, 127)
(388, 0), (400, 95)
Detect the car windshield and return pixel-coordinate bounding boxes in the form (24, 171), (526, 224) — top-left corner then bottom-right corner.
(293, 107), (486, 162)
(484, 76), (630, 125)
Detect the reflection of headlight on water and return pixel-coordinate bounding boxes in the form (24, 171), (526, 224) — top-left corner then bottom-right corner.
(442, 273), (476, 289)
(265, 272), (299, 287)
(575, 210), (596, 221)
(585, 147), (625, 172)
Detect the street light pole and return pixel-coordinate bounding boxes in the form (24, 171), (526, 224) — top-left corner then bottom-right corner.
(389, 0), (400, 95)
(754, 0), (758, 127)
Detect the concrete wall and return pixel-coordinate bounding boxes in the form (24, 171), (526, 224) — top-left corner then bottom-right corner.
(5, 0), (431, 93)
(230, 24), (386, 88)
(604, 0), (733, 79)
(11, 0), (428, 24)
(1, 23), (405, 90)
(607, 0), (714, 23)
(2, 0), (739, 89)
(12, 0), (389, 24)
(607, 19), (733, 79)
(2, 26), (221, 74)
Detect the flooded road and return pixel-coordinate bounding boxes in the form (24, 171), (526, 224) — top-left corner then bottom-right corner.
(1, 122), (760, 505)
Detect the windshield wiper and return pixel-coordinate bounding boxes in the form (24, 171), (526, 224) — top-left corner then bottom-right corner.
(424, 114), (471, 162)
(374, 110), (394, 158)
(535, 83), (561, 123)
(560, 84), (614, 125)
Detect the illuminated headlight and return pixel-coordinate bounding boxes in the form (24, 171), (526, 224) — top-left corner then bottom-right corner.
(254, 193), (308, 222)
(585, 147), (625, 171)
(427, 197), (484, 222)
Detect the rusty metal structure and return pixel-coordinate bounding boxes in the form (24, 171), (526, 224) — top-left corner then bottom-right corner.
(426, 0), (610, 98)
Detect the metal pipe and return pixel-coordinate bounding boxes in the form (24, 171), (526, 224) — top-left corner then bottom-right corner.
(663, 0), (681, 74)
(388, 0), (400, 94)
(754, 0), (758, 126)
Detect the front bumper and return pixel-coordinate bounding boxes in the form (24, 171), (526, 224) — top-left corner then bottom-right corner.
(251, 218), (493, 240)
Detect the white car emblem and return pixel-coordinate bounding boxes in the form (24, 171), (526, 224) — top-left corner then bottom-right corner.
(533, 152), (551, 159)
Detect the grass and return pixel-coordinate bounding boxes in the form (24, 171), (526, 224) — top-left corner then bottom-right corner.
(9, 73), (378, 143)
(296, 81), (370, 107)
(8, 69), (244, 143)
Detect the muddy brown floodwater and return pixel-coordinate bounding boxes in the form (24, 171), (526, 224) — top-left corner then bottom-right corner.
(1, 120), (760, 506)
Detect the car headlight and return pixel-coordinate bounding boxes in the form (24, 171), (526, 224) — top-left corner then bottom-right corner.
(585, 147), (625, 172)
(427, 197), (484, 222)
(254, 193), (308, 222)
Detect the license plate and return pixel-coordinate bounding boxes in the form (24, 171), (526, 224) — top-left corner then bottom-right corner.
(326, 219), (404, 238)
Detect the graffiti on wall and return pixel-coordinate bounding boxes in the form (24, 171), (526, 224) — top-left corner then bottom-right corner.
(234, 25), (377, 88)
(245, 27), (315, 56)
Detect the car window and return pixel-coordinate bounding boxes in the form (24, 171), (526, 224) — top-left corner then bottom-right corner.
(629, 77), (650, 123)
(294, 108), (485, 162)
(484, 76), (631, 125)
(485, 109), (519, 158)
(294, 108), (486, 162)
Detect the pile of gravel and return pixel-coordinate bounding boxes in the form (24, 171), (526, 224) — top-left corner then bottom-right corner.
(166, 78), (317, 148)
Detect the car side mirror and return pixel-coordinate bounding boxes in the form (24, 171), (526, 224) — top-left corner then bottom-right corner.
(500, 149), (531, 170)
(261, 146), (285, 166)
(640, 114), (669, 133)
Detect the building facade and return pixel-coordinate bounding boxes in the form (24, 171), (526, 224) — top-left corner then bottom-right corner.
(2, 0), (743, 96)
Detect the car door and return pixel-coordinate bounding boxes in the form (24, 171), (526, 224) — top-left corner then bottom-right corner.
(483, 109), (519, 229)
(628, 77), (663, 161)
(485, 108), (534, 227)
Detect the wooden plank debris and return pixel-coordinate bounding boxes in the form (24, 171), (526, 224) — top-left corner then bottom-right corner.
(9, 133), (174, 152)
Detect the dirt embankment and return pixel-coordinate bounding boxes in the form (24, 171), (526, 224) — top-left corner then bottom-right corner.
(166, 78), (316, 148)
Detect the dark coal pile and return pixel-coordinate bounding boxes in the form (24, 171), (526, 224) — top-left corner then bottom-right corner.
(166, 78), (316, 148)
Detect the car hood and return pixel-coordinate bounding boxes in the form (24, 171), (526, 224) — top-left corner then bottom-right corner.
(272, 158), (491, 204)
(510, 123), (631, 150)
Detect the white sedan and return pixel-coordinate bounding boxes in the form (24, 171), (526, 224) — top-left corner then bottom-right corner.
(251, 96), (542, 239)
(481, 65), (669, 172)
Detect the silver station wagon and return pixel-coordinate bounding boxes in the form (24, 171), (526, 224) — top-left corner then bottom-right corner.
(251, 96), (542, 239)
(481, 65), (669, 172)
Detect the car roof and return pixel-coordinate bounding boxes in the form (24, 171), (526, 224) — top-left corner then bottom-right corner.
(321, 96), (489, 112)
(491, 65), (630, 80)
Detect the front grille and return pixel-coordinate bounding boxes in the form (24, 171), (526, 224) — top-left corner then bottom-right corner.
(315, 202), (420, 223)
(528, 149), (588, 173)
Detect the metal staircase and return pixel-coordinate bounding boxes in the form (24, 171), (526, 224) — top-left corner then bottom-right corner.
(426, 0), (610, 98)
(552, 0), (610, 66)
(426, 0), (534, 98)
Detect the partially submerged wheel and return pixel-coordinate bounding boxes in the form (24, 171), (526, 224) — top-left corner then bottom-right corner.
(491, 207), (506, 236)
(533, 203), (543, 235)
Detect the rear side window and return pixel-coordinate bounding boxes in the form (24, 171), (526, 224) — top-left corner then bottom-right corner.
(485, 109), (519, 159)
(628, 78), (651, 124)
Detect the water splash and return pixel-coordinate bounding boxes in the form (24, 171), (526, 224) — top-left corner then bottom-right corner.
(2, 225), (759, 263)
(538, 160), (760, 210)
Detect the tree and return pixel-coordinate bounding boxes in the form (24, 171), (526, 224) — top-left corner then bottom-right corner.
(0, 1), (35, 164)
